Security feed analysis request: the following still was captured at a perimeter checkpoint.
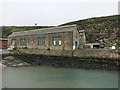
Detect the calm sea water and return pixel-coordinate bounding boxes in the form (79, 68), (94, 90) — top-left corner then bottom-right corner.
(1, 66), (118, 88)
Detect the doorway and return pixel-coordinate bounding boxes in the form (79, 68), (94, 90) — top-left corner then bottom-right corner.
(75, 42), (77, 49)
(11, 39), (16, 47)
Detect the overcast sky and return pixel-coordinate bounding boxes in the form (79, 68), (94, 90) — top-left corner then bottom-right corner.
(0, 0), (119, 26)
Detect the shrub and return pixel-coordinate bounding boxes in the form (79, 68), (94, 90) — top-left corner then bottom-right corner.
(22, 47), (28, 49)
(104, 43), (110, 47)
(47, 48), (50, 51)
(13, 48), (17, 51)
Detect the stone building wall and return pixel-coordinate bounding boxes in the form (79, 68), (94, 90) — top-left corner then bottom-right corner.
(16, 49), (73, 57)
(73, 29), (80, 49)
(8, 31), (73, 50)
(8, 25), (86, 51)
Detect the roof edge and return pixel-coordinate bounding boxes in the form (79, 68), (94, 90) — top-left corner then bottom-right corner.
(12, 24), (77, 35)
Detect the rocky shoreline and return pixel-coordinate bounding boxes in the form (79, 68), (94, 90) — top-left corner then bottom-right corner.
(2, 53), (120, 71)
(0, 63), (7, 68)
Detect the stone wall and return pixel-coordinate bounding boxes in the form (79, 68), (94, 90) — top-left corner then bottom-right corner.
(73, 29), (79, 49)
(13, 49), (119, 59)
(3, 49), (119, 70)
(73, 49), (119, 59)
(8, 31), (73, 50)
(15, 49), (73, 57)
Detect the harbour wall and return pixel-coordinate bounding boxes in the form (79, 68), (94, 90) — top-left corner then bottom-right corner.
(2, 49), (120, 70)
(13, 49), (119, 59)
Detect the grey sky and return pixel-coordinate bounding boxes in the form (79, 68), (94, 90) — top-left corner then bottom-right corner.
(0, 0), (119, 26)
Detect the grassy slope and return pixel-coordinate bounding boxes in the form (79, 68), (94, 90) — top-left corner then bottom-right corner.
(2, 26), (54, 38)
(59, 15), (119, 26)
(60, 15), (119, 45)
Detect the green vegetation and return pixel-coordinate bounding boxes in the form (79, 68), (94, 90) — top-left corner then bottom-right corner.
(13, 48), (16, 50)
(22, 47), (28, 49)
(11, 26), (54, 32)
(47, 48), (51, 51)
(104, 43), (111, 47)
(115, 41), (120, 46)
(59, 15), (119, 26)
(11, 28), (25, 32)
(2, 26), (54, 38)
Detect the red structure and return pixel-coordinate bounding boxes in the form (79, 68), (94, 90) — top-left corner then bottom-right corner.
(0, 38), (8, 49)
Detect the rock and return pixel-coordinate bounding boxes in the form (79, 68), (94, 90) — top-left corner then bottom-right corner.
(12, 62), (30, 67)
(4, 56), (15, 61)
(17, 63), (24, 66)
(12, 64), (17, 67)
(0, 63), (7, 68)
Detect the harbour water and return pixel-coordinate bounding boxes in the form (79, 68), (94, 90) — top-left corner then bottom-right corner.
(1, 66), (118, 88)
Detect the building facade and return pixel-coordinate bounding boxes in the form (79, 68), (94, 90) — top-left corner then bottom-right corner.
(8, 25), (86, 50)
(0, 38), (8, 49)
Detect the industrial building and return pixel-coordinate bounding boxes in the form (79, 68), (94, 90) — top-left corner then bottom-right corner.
(8, 25), (86, 50)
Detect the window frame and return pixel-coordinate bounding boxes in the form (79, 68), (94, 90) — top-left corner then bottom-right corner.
(38, 37), (45, 45)
(20, 38), (26, 46)
(53, 36), (62, 46)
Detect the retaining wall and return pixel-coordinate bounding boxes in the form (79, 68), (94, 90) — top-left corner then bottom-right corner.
(13, 49), (119, 59)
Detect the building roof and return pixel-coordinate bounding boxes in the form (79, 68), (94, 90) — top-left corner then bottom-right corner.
(8, 25), (77, 37)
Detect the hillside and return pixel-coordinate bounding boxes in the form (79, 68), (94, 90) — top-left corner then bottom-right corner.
(1, 15), (120, 46)
(1, 26), (54, 38)
(60, 15), (120, 46)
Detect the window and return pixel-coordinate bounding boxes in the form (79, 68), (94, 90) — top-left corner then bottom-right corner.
(53, 36), (62, 46)
(11, 39), (16, 46)
(20, 38), (26, 46)
(33, 40), (36, 43)
(38, 37), (45, 45)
